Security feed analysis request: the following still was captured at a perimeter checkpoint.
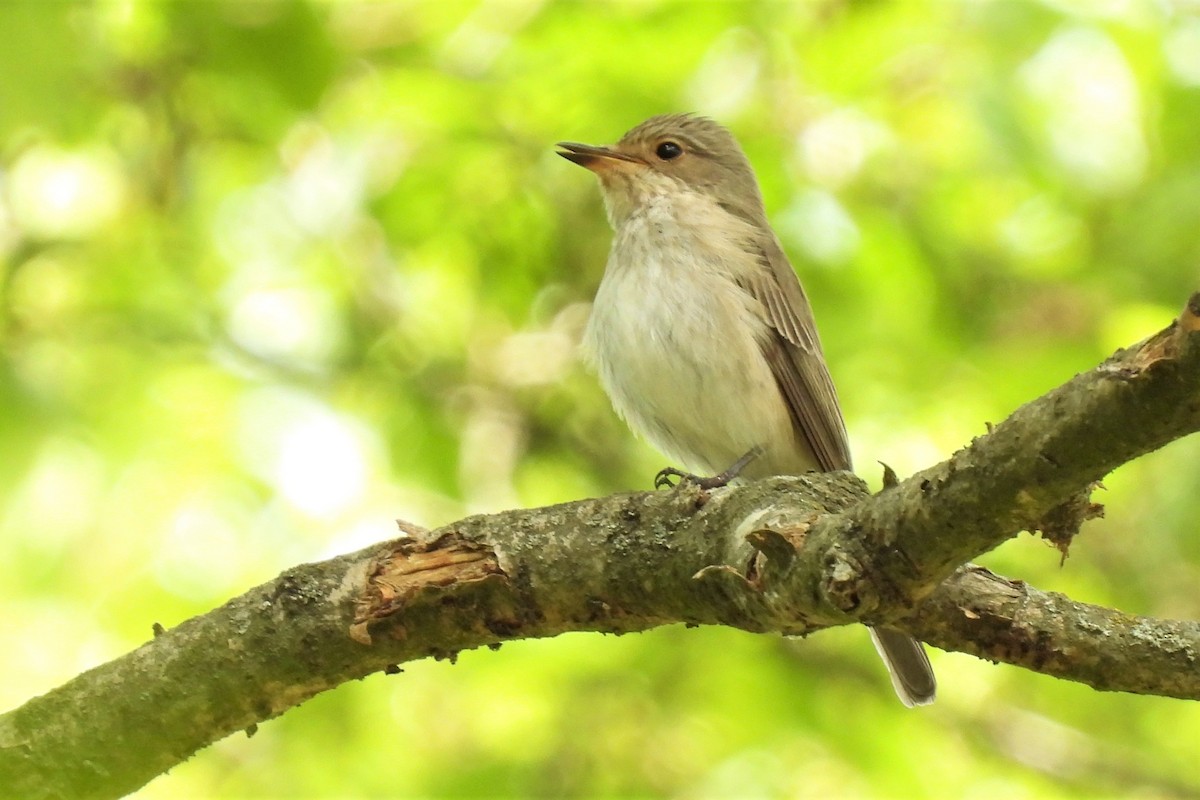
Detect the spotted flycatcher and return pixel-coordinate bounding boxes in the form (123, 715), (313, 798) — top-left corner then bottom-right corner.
(558, 114), (936, 707)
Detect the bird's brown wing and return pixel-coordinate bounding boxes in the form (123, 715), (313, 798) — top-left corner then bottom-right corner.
(740, 233), (852, 472)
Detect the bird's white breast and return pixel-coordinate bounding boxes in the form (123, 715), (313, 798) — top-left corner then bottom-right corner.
(583, 189), (808, 477)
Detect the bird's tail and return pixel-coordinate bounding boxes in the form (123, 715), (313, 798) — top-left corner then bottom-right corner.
(869, 627), (937, 707)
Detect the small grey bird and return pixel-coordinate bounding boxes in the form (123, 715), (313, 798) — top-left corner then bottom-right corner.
(558, 113), (936, 707)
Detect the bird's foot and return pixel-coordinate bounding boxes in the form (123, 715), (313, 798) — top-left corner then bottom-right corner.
(653, 446), (765, 490)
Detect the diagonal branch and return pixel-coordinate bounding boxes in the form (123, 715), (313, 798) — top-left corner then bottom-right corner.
(0, 294), (1197, 800)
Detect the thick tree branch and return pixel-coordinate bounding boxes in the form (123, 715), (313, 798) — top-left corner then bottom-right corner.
(1, 294), (1198, 800)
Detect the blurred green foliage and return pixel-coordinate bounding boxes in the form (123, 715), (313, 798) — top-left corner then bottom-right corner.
(2, 0), (1199, 797)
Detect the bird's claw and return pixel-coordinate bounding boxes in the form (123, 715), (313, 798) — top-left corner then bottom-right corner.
(654, 467), (687, 489)
(652, 447), (766, 491)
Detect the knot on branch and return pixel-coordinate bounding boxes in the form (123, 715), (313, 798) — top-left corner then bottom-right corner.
(695, 510), (818, 633)
(737, 507), (817, 583)
(350, 531), (506, 644)
(822, 549), (877, 616)
(745, 528), (796, 575)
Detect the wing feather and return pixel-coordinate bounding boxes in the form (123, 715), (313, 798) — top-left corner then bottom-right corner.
(739, 234), (852, 472)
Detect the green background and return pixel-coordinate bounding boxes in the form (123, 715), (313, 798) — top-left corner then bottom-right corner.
(2, 1), (1199, 797)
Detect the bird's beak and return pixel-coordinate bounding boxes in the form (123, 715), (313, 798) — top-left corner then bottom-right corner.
(556, 142), (643, 173)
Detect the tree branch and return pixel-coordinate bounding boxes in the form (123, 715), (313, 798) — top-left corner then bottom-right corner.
(909, 566), (1200, 699)
(1, 294), (1197, 800)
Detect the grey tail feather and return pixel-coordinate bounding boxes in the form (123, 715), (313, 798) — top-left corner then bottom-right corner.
(869, 627), (937, 708)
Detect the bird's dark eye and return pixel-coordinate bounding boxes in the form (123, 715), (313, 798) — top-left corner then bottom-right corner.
(656, 141), (683, 161)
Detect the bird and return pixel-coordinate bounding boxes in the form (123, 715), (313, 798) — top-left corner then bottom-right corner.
(557, 113), (936, 707)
